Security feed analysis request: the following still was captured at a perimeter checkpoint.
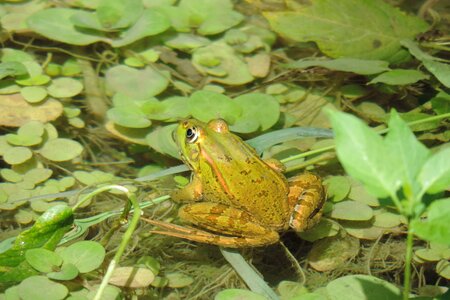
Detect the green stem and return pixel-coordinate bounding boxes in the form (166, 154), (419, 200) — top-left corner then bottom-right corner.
(93, 190), (141, 300)
(403, 220), (415, 300)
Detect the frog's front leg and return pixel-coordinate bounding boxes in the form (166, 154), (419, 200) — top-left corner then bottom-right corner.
(288, 173), (326, 232)
(170, 175), (202, 203)
(144, 203), (279, 248)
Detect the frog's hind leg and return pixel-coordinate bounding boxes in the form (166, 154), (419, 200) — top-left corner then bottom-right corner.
(288, 173), (326, 232)
(143, 203), (279, 248)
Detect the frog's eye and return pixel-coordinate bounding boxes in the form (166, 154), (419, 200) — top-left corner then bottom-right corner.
(186, 126), (199, 143)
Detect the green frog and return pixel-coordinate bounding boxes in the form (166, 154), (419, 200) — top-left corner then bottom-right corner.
(143, 119), (325, 247)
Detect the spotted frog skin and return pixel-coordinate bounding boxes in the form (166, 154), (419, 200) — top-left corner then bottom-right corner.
(144, 119), (325, 248)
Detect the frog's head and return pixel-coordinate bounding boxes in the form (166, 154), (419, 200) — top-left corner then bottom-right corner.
(175, 118), (230, 171)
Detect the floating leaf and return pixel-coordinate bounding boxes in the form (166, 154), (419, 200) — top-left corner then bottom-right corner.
(373, 210), (402, 228)
(73, 170), (115, 185)
(59, 241), (105, 273)
(25, 249), (62, 273)
(308, 234), (360, 272)
(330, 200), (373, 221)
(369, 69), (428, 85)
(0, 94), (63, 127)
(18, 276), (68, 300)
(178, 0), (243, 35)
(23, 168), (53, 185)
(39, 138), (83, 162)
(105, 65), (170, 99)
(192, 43), (253, 85)
(47, 263), (79, 281)
(230, 93), (279, 133)
(96, 0), (143, 30)
(1, 169), (23, 183)
(3, 147), (33, 165)
(141, 96), (190, 121)
(165, 272), (194, 288)
(341, 220), (384, 240)
(298, 219), (339, 242)
(27, 8), (105, 46)
(215, 289), (267, 300)
(165, 33), (210, 50)
(265, 0), (429, 62)
(107, 105), (151, 128)
(111, 9), (170, 47)
(20, 86), (48, 103)
(430, 91), (450, 115)
(188, 90), (242, 124)
(47, 78), (83, 98)
(286, 58), (390, 75)
(109, 267), (155, 288)
(326, 275), (402, 300)
(0, 61), (28, 80)
(323, 176), (351, 202)
(146, 124), (179, 158)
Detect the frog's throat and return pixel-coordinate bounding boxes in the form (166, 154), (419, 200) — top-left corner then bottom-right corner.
(200, 147), (232, 195)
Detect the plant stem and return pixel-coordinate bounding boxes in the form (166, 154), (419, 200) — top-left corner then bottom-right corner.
(403, 220), (415, 300)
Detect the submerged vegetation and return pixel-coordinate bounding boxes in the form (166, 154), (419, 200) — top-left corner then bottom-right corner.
(0, 0), (449, 299)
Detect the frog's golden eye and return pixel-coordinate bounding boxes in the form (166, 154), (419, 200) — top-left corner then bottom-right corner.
(186, 126), (199, 143)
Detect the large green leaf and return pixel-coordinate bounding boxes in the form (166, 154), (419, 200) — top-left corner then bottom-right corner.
(285, 58), (390, 75)
(384, 111), (430, 192)
(188, 90), (242, 124)
(418, 147), (450, 194)
(27, 8), (105, 46)
(327, 110), (401, 198)
(265, 0), (429, 62)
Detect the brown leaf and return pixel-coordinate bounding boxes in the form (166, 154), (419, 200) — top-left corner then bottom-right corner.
(0, 93), (63, 127)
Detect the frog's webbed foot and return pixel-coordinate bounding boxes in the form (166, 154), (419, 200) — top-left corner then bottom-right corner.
(288, 173), (326, 232)
(142, 203), (279, 248)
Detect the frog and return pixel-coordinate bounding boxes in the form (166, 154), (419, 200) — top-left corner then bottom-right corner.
(143, 118), (326, 248)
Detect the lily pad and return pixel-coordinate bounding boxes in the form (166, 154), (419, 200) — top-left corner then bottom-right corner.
(18, 276), (68, 300)
(3, 147), (33, 165)
(109, 267), (155, 288)
(188, 90), (242, 124)
(105, 65), (170, 100)
(58, 241), (105, 273)
(165, 272), (194, 288)
(324, 176), (351, 202)
(329, 200), (373, 221)
(39, 138), (83, 162)
(47, 78), (83, 98)
(308, 234), (360, 272)
(192, 42), (253, 85)
(25, 248), (62, 273)
(0, 94), (63, 127)
(107, 105), (151, 128)
(20, 86), (48, 103)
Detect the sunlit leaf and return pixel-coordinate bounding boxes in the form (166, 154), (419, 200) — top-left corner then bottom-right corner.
(418, 147), (450, 194)
(3, 147), (32, 165)
(47, 78), (83, 98)
(20, 86), (48, 103)
(188, 90), (242, 124)
(265, 0), (429, 62)
(286, 58), (390, 75)
(369, 69), (428, 85)
(413, 199), (450, 246)
(59, 241), (105, 273)
(25, 249), (62, 273)
(109, 267), (155, 288)
(39, 138), (83, 162)
(18, 276), (68, 300)
(330, 201), (373, 221)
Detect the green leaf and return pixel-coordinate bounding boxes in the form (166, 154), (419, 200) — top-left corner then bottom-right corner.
(109, 267), (155, 288)
(141, 96), (190, 121)
(265, 0), (429, 62)
(18, 276), (68, 300)
(431, 91), (450, 114)
(286, 58), (390, 75)
(146, 124), (179, 158)
(326, 275), (401, 300)
(39, 138), (83, 162)
(107, 105), (151, 128)
(25, 249), (62, 273)
(96, 0), (143, 30)
(413, 199), (450, 245)
(111, 9), (170, 47)
(165, 33), (210, 50)
(327, 110), (401, 198)
(20, 86), (48, 103)
(47, 263), (79, 281)
(27, 8), (105, 46)
(418, 147), (450, 194)
(165, 272), (194, 288)
(59, 241), (105, 273)
(0, 62), (28, 80)
(47, 78), (83, 98)
(330, 200), (373, 221)
(192, 42), (254, 85)
(105, 65), (170, 99)
(6, 134), (42, 147)
(188, 90), (242, 124)
(369, 69), (428, 85)
(230, 93), (279, 133)
(401, 39), (450, 88)
(178, 0), (243, 35)
(323, 176), (351, 202)
(19, 121), (45, 137)
(3, 147), (33, 165)
(215, 289), (267, 300)
(384, 110), (430, 190)
(23, 168), (53, 185)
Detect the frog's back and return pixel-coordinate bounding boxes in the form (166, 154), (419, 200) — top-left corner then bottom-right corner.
(199, 134), (290, 229)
